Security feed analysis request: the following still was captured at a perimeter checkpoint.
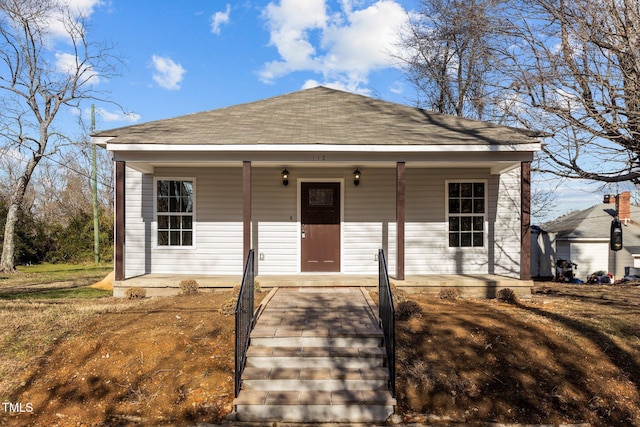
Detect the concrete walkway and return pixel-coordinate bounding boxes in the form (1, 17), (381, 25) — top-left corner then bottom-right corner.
(252, 287), (380, 337)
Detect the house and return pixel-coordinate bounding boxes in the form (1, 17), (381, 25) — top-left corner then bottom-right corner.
(92, 86), (543, 296)
(534, 192), (640, 281)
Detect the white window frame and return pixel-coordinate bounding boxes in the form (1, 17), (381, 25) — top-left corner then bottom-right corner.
(153, 177), (196, 249)
(445, 179), (487, 248)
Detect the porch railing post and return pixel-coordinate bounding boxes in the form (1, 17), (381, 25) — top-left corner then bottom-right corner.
(378, 249), (396, 397)
(235, 249), (255, 398)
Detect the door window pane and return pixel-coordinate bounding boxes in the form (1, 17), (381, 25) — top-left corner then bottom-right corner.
(309, 188), (334, 206)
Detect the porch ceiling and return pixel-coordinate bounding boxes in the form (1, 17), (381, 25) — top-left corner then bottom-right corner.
(125, 160), (521, 175)
(120, 158), (529, 175)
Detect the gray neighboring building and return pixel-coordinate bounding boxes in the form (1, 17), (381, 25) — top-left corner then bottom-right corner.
(533, 192), (640, 281)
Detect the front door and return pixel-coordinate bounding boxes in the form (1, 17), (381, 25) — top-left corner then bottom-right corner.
(301, 182), (341, 272)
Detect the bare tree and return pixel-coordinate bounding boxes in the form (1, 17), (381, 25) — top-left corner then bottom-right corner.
(399, 0), (507, 120)
(501, 0), (640, 183)
(0, 0), (119, 272)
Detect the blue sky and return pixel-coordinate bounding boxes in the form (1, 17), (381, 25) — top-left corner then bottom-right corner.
(37, 0), (621, 221)
(81, 0), (419, 128)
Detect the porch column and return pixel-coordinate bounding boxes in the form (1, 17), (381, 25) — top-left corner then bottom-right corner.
(115, 161), (125, 281)
(243, 161), (252, 260)
(520, 161), (531, 280)
(396, 162), (405, 280)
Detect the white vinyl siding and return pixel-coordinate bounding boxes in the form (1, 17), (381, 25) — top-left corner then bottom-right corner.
(404, 168), (522, 276)
(492, 167), (522, 278)
(124, 167), (149, 278)
(252, 168), (299, 274)
(123, 165), (525, 278)
(406, 169), (488, 274)
(342, 168), (396, 275)
(253, 167), (396, 275)
(124, 167), (243, 276)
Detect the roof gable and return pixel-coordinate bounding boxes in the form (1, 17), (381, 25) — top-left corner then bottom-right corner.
(93, 86), (544, 146)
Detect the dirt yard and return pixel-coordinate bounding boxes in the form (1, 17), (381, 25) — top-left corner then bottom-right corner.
(394, 283), (640, 426)
(1, 291), (240, 427)
(1, 283), (639, 426)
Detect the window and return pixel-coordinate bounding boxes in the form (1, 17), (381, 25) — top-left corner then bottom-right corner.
(156, 180), (194, 246)
(448, 181), (485, 247)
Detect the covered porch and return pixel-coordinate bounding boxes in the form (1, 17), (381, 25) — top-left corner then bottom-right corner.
(113, 273), (533, 299)
(94, 87), (543, 295)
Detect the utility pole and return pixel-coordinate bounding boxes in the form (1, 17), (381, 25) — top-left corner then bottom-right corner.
(91, 104), (100, 264)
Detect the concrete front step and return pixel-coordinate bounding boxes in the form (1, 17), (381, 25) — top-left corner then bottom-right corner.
(246, 346), (386, 369)
(242, 366), (390, 391)
(250, 335), (383, 347)
(250, 327), (383, 347)
(234, 390), (396, 423)
(234, 287), (395, 423)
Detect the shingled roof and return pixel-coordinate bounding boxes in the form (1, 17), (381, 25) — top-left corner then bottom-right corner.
(543, 203), (640, 242)
(93, 86), (544, 146)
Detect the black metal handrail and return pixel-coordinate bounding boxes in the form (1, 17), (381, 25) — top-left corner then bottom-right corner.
(378, 249), (396, 397)
(234, 249), (255, 398)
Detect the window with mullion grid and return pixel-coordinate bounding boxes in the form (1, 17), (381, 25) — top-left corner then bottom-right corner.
(448, 181), (485, 247)
(156, 180), (194, 247)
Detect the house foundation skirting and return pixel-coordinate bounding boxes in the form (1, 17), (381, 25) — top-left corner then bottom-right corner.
(112, 274), (532, 298)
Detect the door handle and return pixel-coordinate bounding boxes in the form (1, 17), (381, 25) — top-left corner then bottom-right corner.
(301, 224), (306, 239)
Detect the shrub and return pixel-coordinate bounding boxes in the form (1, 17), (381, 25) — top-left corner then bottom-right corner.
(439, 287), (459, 301)
(179, 279), (199, 295)
(125, 287), (146, 299)
(390, 284), (409, 306)
(497, 288), (518, 304)
(218, 298), (236, 316)
(395, 300), (422, 321)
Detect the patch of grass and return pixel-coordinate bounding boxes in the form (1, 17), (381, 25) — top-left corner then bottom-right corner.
(17, 263), (109, 274)
(0, 263), (111, 289)
(0, 287), (112, 300)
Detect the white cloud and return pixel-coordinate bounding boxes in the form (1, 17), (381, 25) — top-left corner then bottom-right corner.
(303, 78), (372, 95)
(151, 55), (186, 90)
(44, 0), (103, 43)
(96, 108), (141, 123)
(260, 0), (409, 93)
(211, 4), (231, 34)
(55, 52), (101, 84)
(322, 1), (406, 73)
(260, 0), (328, 80)
(66, 0), (103, 17)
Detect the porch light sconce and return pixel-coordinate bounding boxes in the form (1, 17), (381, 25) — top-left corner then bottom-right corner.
(281, 168), (290, 186)
(353, 168), (361, 186)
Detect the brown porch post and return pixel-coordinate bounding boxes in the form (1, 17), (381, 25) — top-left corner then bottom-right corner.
(396, 162), (405, 280)
(520, 161), (531, 280)
(243, 161), (252, 260)
(115, 161), (125, 281)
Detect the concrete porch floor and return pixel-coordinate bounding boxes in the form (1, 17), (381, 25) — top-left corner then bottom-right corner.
(113, 273), (532, 298)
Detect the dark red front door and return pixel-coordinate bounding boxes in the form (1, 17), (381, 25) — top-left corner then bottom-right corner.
(301, 182), (341, 272)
